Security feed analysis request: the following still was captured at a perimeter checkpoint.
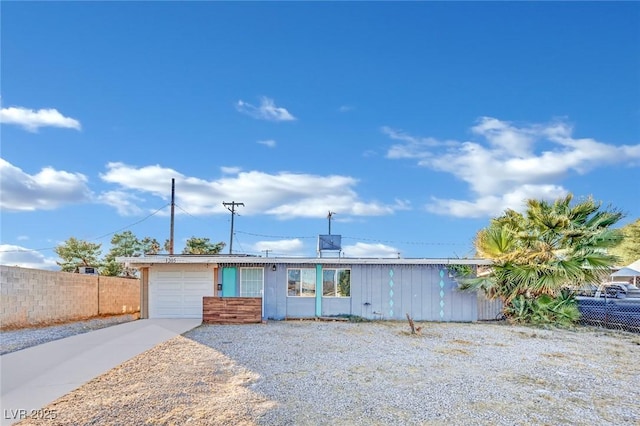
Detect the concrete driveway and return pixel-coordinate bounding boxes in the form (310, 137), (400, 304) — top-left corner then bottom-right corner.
(0, 319), (200, 426)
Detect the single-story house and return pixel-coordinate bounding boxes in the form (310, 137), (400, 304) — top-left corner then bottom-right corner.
(118, 255), (493, 322)
(611, 259), (640, 286)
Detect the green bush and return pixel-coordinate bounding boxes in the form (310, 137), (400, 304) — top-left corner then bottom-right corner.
(504, 290), (580, 326)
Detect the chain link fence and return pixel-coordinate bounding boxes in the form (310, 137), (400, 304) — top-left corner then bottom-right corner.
(577, 297), (640, 333)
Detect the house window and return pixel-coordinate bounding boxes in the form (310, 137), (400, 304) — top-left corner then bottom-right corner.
(288, 268), (316, 297)
(323, 269), (351, 297)
(240, 267), (264, 297)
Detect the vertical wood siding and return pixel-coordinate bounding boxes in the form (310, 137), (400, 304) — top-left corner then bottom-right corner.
(477, 292), (504, 321)
(220, 263), (481, 322)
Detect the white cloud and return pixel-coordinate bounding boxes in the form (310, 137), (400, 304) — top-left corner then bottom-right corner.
(382, 126), (440, 146)
(392, 199), (412, 211)
(470, 116), (536, 157)
(338, 105), (354, 113)
(100, 163), (400, 219)
(100, 162), (183, 197)
(385, 117), (640, 218)
(0, 245), (58, 270)
(264, 194), (394, 219)
(252, 239), (305, 256)
(221, 166), (242, 174)
(0, 158), (91, 211)
(236, 97), (296, 122)
(257, 139), (277, 148)
(97, 190), (144, 216)
(382, 126), (455, 160)
(0, 106), (81, 132)
(426, 185), (568, 218)
(342, 242), (400, 258)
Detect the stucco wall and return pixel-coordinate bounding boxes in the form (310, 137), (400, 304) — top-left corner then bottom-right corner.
(0, 265), (140, 329)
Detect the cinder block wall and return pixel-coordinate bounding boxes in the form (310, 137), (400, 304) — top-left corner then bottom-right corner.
(0, 265), (140, 329)
(98, 276), (140, 315)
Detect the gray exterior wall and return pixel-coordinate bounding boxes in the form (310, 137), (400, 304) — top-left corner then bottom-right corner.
(322, 297), (351, 317)
(218, 262), (478, 322)
(349, 264), (477, 321)
(477, 292), (504, 321)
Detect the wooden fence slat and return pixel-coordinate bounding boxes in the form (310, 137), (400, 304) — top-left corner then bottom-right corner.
(202, 297), (262, 324)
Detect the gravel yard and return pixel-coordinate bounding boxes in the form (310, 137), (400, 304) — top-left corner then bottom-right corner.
(0, 314), (138, 355)
(14, 320), (640, 426)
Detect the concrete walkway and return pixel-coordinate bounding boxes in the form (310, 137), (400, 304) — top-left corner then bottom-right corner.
(0, 319), (201, 426)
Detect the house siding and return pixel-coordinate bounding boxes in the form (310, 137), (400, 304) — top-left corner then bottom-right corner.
(348, 264), (477, 321)
(321, 297), (351, 317)
(131, 257), (487, 322)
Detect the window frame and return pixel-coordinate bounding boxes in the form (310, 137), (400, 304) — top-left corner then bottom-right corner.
(322, 268), (351, 298)
(239, 267), (264, 298)
(287, 267), (316, 297)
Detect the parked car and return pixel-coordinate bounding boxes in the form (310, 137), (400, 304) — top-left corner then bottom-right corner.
(594, 282), (640, 299)
(566, 283), (598, 297)
(577, 296), (640, 332)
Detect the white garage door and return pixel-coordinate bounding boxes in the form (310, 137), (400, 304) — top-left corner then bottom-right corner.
(149, 268), (214, 318)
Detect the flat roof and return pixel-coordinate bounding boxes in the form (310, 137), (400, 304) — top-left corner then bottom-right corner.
(116, 254), (492, 267)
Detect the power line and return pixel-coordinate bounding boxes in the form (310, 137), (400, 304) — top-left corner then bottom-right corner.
(0, 203), (171, 253)
(231, 231), (247, 254)
(0, 245), (59, 254)
(91, 203), (170, 241)
(342, 236), (470, 247)
(174, 203), (201, 219)
(235, 230), (316, 240)
(234, 230), (469, 247)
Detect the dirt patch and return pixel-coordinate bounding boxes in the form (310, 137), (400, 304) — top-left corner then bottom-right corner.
(0, 313), (140, 332)
(17, 337), (275, 426)
(14, 321), (640, 426)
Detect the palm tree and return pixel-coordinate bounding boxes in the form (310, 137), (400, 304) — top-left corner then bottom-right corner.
(462, 194), (624, 324)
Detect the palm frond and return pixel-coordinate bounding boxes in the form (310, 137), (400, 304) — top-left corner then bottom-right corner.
(468, 193), (623, 325)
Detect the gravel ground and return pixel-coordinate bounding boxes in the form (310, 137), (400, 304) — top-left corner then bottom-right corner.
(0, 314), (138, 355)
(12, 320), (640, 426)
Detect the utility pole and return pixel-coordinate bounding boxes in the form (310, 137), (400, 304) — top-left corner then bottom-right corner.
(223, 201), (244, 254)
(169, 178), (175, 255)
(262, 249), (271, 258)
(327, 211), (336, 235)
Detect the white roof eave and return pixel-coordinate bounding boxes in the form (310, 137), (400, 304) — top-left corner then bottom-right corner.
(116, 255), (492, 268)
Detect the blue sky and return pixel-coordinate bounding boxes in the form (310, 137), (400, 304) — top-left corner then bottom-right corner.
(1, 2), (639, 269)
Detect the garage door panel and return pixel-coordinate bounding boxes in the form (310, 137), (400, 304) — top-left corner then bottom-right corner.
(155, 271), (183, 279)
(149, 269), (214, 318)
(155, 294), (181, 302)
(155, 306), (182, 317)
(184, 294), (206, 303)
(184, 271), (212, 279)
(156, 282), (182, 291)
(183, 297), (204, 313)
(184, 282), (210, 291)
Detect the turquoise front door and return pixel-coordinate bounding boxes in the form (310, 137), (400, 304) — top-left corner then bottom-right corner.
(222, 267), (237, 297)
